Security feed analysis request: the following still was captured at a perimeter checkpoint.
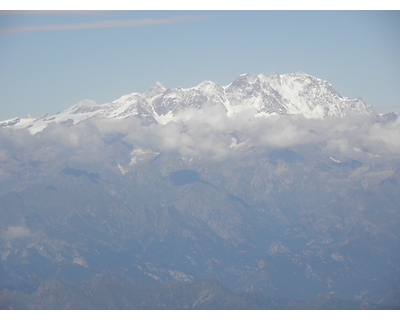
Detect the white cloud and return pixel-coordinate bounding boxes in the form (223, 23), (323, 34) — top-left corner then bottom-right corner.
(361, 117), (400, 154)
(113, 107), (400, 159)
(0, 14), (211, 35)
(0, 10), (112, 16)
(1, 104), (400, 169)
(1, 226), (32, 241)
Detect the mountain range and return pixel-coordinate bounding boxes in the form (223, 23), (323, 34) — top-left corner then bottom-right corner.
(1, 71), (375, 134)
(0, 71), (399, 309)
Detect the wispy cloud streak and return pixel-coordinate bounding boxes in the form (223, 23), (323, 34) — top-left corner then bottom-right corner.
(0, 10), (112, 16)
(0, 14), (210, 35)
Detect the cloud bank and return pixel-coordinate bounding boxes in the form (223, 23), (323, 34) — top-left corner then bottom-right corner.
(1, 105), (399, 171)
(90, 105), (400, 161)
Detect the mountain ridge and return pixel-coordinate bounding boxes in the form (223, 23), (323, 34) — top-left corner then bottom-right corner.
(1, 71), (375, 134)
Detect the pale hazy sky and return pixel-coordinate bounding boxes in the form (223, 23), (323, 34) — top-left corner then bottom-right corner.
(0, 4), (399, 120)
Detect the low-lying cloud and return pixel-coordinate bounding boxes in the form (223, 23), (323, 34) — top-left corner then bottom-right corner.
(1, 104), (399, 169)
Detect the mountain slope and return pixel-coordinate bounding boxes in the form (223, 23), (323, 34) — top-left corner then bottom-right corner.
(1, 144), (399, 304)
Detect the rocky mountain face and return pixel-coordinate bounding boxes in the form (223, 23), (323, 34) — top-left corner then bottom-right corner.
(0, 72), (399, 309)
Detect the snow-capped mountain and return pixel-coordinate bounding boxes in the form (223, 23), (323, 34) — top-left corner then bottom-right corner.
(1, 71), (375, 134)
(1, 71), (400, 309)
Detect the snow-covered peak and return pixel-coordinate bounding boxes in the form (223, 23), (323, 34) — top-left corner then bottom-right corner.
(144, 81), (167, 98)
(229, 73), (262, 89)
(75, 99), (98, 106)
(195, 80), (225, 100)
(265, 71), (280, 82)
(196, 80), (218, 90)
(68, 99), (100, 114)
(265, 72), (374, 118)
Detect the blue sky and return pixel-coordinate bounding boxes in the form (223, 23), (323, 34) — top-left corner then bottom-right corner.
(0, 8), (399, 120)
